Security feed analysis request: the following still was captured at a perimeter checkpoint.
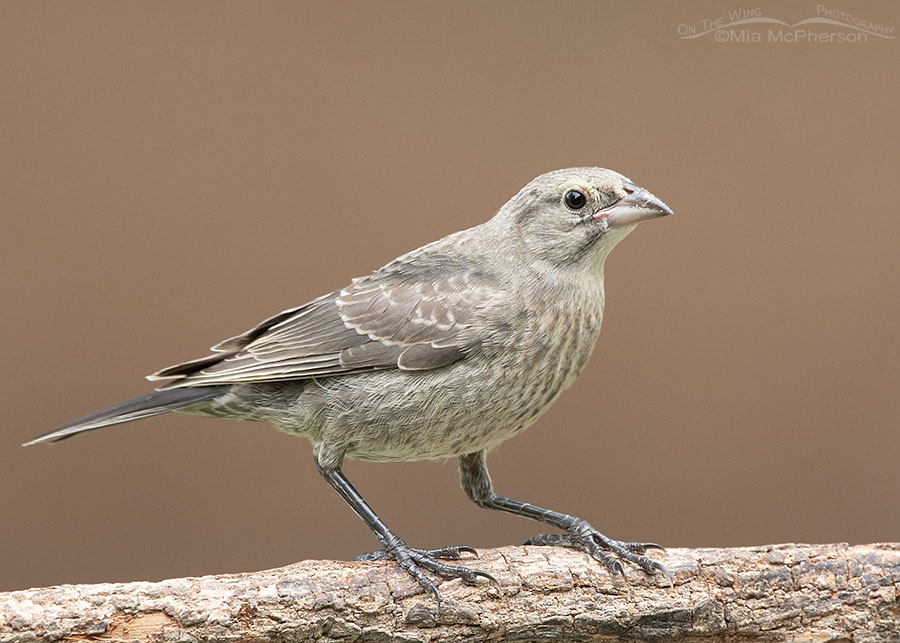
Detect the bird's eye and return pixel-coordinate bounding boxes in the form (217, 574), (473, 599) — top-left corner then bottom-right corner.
(564, 190), (587, 210)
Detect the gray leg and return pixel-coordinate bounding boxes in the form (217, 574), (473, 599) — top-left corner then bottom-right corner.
(458, 449), (671, 583)
(314, 451), (496, 606)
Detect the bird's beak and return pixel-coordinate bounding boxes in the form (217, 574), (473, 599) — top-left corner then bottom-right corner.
(594, 181), (673, 228)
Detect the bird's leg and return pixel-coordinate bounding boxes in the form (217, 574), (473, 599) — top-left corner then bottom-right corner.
(458, 449), (672, 583)
(314, 455), (497, 605)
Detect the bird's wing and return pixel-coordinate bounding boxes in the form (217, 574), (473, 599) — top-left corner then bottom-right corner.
(148, 265), (496, 388)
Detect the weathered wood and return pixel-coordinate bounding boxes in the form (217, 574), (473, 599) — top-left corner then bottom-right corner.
(2, 544), (899, 642)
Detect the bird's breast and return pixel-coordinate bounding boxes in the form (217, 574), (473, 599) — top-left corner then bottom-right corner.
(504, 289), (605, 419)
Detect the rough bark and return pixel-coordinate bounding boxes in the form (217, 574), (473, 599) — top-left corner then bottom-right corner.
(2, 543), (899, 643)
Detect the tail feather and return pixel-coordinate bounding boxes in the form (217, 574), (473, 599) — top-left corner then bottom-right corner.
(23, 386), (225, 446)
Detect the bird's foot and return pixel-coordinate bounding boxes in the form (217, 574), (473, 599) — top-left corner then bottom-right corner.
(354, 542), (498, 606)
(524, 522), (672, 585)
(354, 544), (478, 561)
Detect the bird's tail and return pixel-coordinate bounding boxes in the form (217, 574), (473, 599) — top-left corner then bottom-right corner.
(23, 386), (226, 446)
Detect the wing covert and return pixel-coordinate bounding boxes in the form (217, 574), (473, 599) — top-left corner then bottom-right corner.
(149, 267), (496, 388)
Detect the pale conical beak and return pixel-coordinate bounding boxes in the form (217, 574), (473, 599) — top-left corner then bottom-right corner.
(594, 181), (673, 228)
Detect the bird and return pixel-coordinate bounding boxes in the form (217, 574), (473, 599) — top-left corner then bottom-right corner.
(25, 167), (674, 605)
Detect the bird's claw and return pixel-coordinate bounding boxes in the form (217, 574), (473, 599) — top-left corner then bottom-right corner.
(623, 541), (666, 554)
(650, 559), (675, 587)
(355, 542), (494, 606)
(524, 523), (672, 584)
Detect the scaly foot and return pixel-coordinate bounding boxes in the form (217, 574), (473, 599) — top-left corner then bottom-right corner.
(524, 521), (672, 585)
(355, 542), (497, 606)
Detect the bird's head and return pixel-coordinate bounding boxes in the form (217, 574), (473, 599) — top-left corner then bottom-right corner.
(498, 167), (672, 272)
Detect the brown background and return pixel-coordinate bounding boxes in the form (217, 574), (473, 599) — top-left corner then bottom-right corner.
(2, 1), (898, 593)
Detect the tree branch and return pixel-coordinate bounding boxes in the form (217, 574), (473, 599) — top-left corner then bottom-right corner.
(2, 543), (898, 642)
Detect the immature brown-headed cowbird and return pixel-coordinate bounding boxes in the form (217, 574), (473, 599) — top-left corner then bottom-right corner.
(26, 167), (673, 603)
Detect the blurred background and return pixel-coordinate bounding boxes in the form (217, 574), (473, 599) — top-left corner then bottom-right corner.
(2, 1), (898, 592)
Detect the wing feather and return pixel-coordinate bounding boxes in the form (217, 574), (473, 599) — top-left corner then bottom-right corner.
(150, 259), (497, 388)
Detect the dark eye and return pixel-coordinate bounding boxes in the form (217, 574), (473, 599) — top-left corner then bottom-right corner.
(564, 190), (587, 210)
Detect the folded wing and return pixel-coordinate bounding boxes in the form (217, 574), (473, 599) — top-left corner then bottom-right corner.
(149, 264), (495, 388)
